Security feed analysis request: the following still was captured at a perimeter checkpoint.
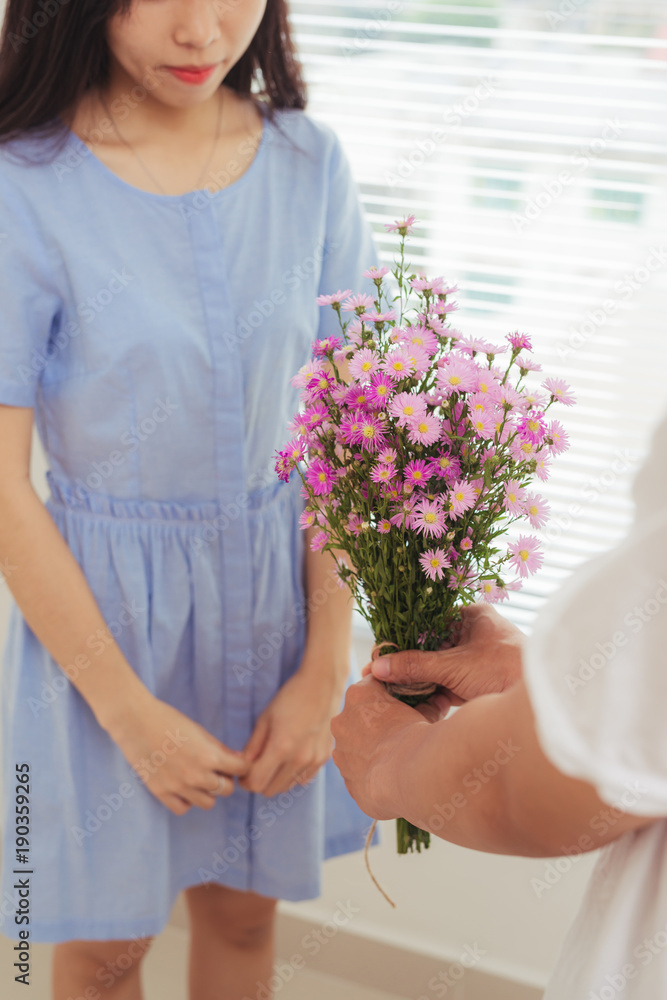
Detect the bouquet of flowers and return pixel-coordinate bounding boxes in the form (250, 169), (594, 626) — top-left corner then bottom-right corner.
(275, 215), (574, 856)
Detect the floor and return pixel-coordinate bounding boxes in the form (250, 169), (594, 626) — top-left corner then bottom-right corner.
(0, 922), (400, 1000)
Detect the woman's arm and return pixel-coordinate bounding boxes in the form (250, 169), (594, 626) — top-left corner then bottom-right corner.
(0, 404), (249, 813)
(240, 525), (354, 796)
(0, 405), (149, 732)
(298, 524), (354, 698)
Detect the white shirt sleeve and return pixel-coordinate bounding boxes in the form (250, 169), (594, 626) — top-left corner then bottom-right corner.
(522, 410), (667, 815)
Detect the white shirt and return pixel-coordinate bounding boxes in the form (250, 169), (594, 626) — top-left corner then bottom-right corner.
(523, 410), (667, 999)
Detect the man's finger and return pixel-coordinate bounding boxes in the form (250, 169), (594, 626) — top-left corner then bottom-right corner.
(371, 647), (463, 687)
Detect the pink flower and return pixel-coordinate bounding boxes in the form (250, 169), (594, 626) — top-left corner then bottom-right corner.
(382, 348), (416, 379)
(371, 462), (397, 484)
(510, 437), (538, 464)
(399, 324), (439, 356)
(363, 265), (390, 281)
(534, 456), (552, 482)
(521, 389), (549, 412)
(339, 411), (364, 446)
(348, 348), (381, 382)
(346, 513), (366, 536)
(469, 410), (496, 440)
(377, 519), (392, 534)
(546, 420), (570, 455)
(331, 382), (351, 405)
(437, 357), (478, 396)
(361, 309), (397, 325)
(404, 459), (433, 486)
(543, 377), (576, 406)
(303, 402), (329, 429)
(389, 391), (427, 426)
(291, 359), (326, 389)
(306, 459), (335, 496)
(524, 493), (550, 529)
(390, 498), (416, 528)
(284, 437), (306, 463)
(419, 547), (449, 581)
(517, 412), (547, 444)
(412, 499), (447, 538)
(478, 580), (504, 603)
(504, 480), (527, 515)
(299, 509), (317, 530)
(313, 336), (343, 356)
(514, 353), (542, 372)
(508, 536), (544, 577)
(377, 447), (398, 465)
(406, 413), (441, 446)
(410, 276), (436, 292)
(316, 289), (353, 307)
(358, 413), (387, 453)
(460, 536), (473, 551)
(310, 530), (329, 552)
(305, 370), (336, 401)
(346, 384), (371, 409)
(475, 373), (502, 401)
(457, 337), (505, 357)
(498, 383), (523, 409)
(449, 480), (477, 516)
(342, 293), (376, 313)
(428, 452), (461, 480)
(385, 214), (417, 235)
(507, 331), (533, 352)
(368, 372), (396, 408)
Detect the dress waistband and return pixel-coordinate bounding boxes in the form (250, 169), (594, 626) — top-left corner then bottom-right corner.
(45, 470), (301, 523)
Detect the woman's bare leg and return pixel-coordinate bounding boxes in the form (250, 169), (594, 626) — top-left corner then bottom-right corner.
(52, 936), (154, 1000)
(185, 884), (278, 1000)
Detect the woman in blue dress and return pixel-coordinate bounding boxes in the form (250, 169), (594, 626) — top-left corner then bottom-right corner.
(0, 1), (379, 997)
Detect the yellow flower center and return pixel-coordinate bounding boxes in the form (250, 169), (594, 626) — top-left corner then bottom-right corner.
(519, 549), (529, 562)
(529, 504), (538, 516)
(449, 375), (461, 386)
(363, 425), (376, 438)
(424, 512), (437, 523)
(455, 491), (464, 501)
(418, 422), (428, 433)
(318, 472), (327, 482)
(413, 471), (423, 480)
(508, 492), (516, 503)
(521, 442), (533, 454)
(362, 361), (373, 372)
(430, 558), (440, 568)
(403, 404), (414, 415)
(528, 420), (539, 432)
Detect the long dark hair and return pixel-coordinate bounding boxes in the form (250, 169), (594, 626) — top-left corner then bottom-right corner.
(0, 0), (308, 163)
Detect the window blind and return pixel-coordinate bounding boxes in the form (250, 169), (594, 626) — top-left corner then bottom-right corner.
(289, 0), (667, 630)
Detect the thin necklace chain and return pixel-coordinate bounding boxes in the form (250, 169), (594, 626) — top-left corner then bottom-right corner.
(98, 88), (225, 196)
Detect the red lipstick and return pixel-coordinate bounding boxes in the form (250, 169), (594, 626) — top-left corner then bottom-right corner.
(164, 64), (218, 85)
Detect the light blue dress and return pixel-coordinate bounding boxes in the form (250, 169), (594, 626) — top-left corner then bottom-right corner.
(0, 105), (380, 944)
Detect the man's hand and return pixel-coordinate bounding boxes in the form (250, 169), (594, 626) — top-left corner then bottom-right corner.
(331, 676), (448, 819)
(364, 604), (524, 703)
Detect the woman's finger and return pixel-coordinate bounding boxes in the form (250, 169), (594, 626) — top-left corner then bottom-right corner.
(243, 714), (271, 764)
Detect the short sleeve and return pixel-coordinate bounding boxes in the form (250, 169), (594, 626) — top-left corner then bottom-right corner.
(0, 170), (63, 407)
(523, 409), (667, 814)
(316, 130), (380, 341)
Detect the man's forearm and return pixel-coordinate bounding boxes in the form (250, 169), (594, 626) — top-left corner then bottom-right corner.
(391, 688), (542, 856)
